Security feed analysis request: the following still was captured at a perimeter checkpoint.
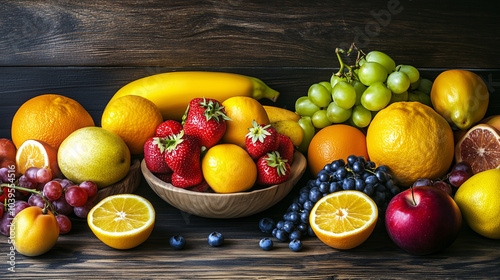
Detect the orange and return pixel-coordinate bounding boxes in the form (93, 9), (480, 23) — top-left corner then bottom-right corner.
(366, 102), (454, 187)
(310, 191), (378, 250)
(307, 124), (368, 177)
(15, 139), (60, 178)
(221, 96), (270, 148)
(11, 94), (95, 150)
(201, 144), (257, 193)
(455, 124), (500, 174)
(430, 69), (489, 130)
(13, 206), (59, 256)
(88, 194), (155, 250)
(101, 95), (163, 155)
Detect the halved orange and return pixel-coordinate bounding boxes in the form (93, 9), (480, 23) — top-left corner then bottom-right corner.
(87, 194), (155, 250)
(310, 190), (378, 250)
(455, 124), (500, 174)
(15, 139), (60, 178)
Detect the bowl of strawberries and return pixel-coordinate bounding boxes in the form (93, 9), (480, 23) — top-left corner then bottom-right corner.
(141, 98), (308, 219)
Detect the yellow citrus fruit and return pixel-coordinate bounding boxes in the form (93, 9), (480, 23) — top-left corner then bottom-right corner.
(310, 190), (378, 250)
(102, 95), (163, 155)
(15, 139), (60, 178)
(13, 206), (59, 256)
(58, 127), (131, 188)
(308, 124), (369, 177)
(202, 144), (257, 193)
(88, 194), (155, 249)
(430, 69), (489, 130)
(272, 120), (304, 147)
(366, 102), (454, 187)
(221, 96), (270, 148)
(12, 94), (95, 150)
(454, 169), (500, 239)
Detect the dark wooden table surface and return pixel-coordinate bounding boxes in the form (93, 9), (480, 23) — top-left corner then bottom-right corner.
(1, 1), (500, 279)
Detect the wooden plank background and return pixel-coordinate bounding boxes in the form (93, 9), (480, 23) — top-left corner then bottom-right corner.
(1, 0), (500, 279)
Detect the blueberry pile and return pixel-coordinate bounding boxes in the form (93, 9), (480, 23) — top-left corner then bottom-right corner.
(259, 155), (400, 250)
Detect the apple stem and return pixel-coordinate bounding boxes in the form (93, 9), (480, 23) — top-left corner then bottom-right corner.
(410, 186), (417, 206)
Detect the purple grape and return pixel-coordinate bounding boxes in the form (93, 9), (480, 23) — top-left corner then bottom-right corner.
(79, 181), (98, 197)
(24, 167), (40, 183)
(60, 179), (75, 190)
(52, 196), (73, 215)
(73, 201), (94, 218)
(0, 168), (9, 182)
(18, 175), (37, 190)
(36, 168), (52, 184)
(56, 214), (72, 234)
(14, 200), (30, 217)
(432, 181), (452, 195)
(43, 181), (63, 201)
(0, 212), (13, 236)
(65, 186), (88, 207)
(452, 161), (473, 176)
(412, 178), (433, 188)
(28, 193), (45, 208)
(448, 170), (471, 188)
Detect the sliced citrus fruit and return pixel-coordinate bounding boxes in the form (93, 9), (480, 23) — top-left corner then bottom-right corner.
(310, 190), (378, 250)
(455, 124), (500, 174)
(15, 139), (59, 178)
(88, 194), (155, 249)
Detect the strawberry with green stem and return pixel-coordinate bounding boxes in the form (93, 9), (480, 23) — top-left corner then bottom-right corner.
(245, 120), (280, 160)
(183, 98), (231, 149)
(256, 151), (291, 186)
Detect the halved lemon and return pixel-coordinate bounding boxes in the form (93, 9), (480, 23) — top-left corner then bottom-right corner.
(310, 190), (378, 250)
(88, 194), (155, 249)
(15, 139), (59, 178)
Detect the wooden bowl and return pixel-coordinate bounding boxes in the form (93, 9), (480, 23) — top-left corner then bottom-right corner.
(96, 159), (142, 202)
(141, 151), (307, 219)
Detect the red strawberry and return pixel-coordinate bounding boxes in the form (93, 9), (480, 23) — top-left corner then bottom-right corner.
(144, 137), (171, 174)
(186, 180), (210, 192)
(183, 98), (231, 149)
(156, 120), (183, 137)
(277, 134), (294, 165)
(256, 151), (291, 186)
(245, 120), (280, 160)
(160, 131), (202, 188)
(154, 173), (172, 183)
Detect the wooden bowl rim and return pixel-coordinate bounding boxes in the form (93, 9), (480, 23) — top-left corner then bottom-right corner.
(141, 150), (307, 198)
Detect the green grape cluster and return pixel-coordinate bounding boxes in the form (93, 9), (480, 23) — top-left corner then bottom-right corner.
(295, 46), (434, 135)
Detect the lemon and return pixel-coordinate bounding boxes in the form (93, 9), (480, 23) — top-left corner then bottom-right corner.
(454, 169), (500, 239)
(88, 194), (155, 249)
(58, 127), (131, 188)
(202, 144), (257, 193)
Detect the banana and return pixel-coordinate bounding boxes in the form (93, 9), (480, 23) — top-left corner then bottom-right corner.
(263, 105), (301, 123)
(108, 71), (280, 121)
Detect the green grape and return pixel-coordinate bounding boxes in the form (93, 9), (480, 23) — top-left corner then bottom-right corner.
(326, 101), (352, 123)
(407, 92), (420, 102)
(358, 62), (388, 86)
(295, 96), (320, 116)
(318, 81), (332, 93)
(351, 80), (367, 105)
(308, 83), (332, 108)
(330, 75), (347, 89)
(361, 82), (392, 111)
(410, 77), (421, 90)
(332, 81), (356, 109)
(297, 116), (316, 154)
(358, 57), (367, 67)
(417, 78), (433, 94)
(397, 65), (420, 83)
(390, 91), (409, 103)
(387, 71), (411, 94)
(311, 109), (332, 129)
(413, 90), (433, 107)
(351, 105), (372, 128)
(365, 51), (396, 73)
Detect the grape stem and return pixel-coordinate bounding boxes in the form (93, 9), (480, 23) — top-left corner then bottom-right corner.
(0, 182), (58, 215)
(334, 43), (361, 81)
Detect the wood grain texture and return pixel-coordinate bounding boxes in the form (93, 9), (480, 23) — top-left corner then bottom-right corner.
(0, 0), (499, 68)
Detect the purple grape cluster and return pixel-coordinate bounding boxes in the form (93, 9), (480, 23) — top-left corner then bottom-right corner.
(0, 166), (98, 235)
(412, 161), (473, 196)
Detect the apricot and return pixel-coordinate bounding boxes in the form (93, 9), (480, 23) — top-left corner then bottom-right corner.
(13, 206), (59, 256)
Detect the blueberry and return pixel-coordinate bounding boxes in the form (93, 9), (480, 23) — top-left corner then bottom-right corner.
(289, 239), (303, 252)
(298, 192), (309, 204)
(169, 235), (186, 250)
(289, 230), (302, 241)
(259, 217), (276, 233)
(307, 225), (316, 237)
(309, 187), (322, 203)
(259, 237), (273, 251)
(276, 220), (285, 229)
(303, 200), (314, 211)
(283, 221), (295, 233)
(208, 231), (224, 247)
(288, 202), (300, 212)
(288, 211), (300, 224)
(300, 211), (309, 224)
(272, 227), (278, 237)
(275, 229), (289, 242)
(297, 223), (308, 233)
(318, 171), (329, 182)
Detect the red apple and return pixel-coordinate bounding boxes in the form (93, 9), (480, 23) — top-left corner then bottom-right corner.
(385, 186), (462, 255)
